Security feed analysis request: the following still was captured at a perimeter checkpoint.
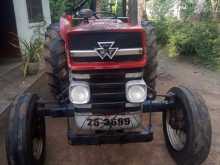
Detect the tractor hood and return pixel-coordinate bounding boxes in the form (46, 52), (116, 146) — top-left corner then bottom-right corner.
(59, 16), (147, 71)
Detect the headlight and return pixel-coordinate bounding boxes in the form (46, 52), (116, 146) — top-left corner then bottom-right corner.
(126, 80), (147, 103)
(69, 82), (90, 104)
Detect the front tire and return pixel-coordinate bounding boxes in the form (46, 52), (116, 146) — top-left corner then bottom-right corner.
(163, 86), (212, 165)
(6, 94), (46, 165)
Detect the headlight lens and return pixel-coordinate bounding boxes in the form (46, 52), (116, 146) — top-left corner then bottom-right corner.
(126, 80), (147, 103)
(69, 82), (90, 104)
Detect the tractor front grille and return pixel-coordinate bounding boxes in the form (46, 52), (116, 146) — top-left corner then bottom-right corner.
(68, 31), (144, 62)
(71, 69), (143, 114)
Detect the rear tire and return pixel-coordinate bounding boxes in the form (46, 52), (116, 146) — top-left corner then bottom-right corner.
(44, 23), (69, 103)
(6, 94), (46, 165)
(142, 21), (158, 98)
(163, 86), (212, 165)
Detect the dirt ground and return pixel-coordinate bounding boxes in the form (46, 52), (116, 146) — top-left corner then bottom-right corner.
(1, 52), (220, 165)
(45, 53), (220, 165)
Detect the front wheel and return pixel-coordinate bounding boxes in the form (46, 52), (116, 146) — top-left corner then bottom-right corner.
(163, 86), (212, 165)
(6, 94), (46, 165)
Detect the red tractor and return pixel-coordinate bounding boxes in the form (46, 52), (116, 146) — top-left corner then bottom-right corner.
(6, 1), (212, 165)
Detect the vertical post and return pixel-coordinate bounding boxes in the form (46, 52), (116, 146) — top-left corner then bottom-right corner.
(90, 0), (97, 11)
(122, 0), (127, 17)
(128, 0), (138, 25)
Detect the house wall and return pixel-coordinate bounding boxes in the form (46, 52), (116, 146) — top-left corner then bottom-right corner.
(12, 0), (51, 42)
(0, 0), (19, 57)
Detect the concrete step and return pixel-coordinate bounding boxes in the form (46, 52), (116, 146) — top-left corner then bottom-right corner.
(0, 62), (45, 114)
(0, 57), (22, 76)
(0, 61), (22, 88)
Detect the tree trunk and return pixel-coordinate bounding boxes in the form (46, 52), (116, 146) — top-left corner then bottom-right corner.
(138, 0), (146, 20)
(128, 0), (138, 25)
(122, 0), (127, 17)
(193, 0), (206, 20)
(211, 0), (220, 20)
(127, 0), (147, 24)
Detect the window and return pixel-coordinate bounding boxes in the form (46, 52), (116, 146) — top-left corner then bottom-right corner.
(26, 0), (43, 23)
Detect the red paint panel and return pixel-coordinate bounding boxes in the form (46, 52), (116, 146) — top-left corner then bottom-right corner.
(60, 16), (148, 71)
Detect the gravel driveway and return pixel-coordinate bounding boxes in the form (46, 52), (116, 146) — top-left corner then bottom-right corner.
(1, 53), (219, 165)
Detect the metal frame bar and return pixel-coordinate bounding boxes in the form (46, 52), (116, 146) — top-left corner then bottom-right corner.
(37, 99), (175, 118)
(68, 129), (153, 145)
(37, 97), (175, 145)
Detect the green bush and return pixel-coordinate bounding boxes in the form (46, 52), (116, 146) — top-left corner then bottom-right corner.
(153, 19), (220, 69)
(169, 21), (220, 68)
(49, 0), (73, 22)
(153, 19), (169, 46)
(168, 21), (196, 56)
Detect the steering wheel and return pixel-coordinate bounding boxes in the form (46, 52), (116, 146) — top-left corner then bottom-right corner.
(93, 11), (117, 19)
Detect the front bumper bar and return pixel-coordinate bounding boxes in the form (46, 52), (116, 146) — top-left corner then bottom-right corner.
(68, 130), (153, 145)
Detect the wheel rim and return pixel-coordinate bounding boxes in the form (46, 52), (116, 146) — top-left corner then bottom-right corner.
(166, 107), (187, 151)
(32, 117), (44, 160)
(32, 137), (44, 160)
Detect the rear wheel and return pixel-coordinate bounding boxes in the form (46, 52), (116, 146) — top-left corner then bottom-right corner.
(44, 23), (69, 103)
(142, 21), (158, 98)
(163, 86), (212, 165)
(6, 94), (46, 165)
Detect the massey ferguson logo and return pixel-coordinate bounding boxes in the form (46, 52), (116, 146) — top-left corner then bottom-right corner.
(95, 42), (119, 60)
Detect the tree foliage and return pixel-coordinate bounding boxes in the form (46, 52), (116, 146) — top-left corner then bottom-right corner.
(148, 0), (177, 19)
(147, 0), (219, 20)
(49, 0), (125, 22)
(210, 0), (220, 19)
(150, 0), (220, 69)
(49, 0), (92, 22)
(49, 0), (71, 22)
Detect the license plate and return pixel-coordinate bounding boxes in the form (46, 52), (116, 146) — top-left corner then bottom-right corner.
(75, 113), (141, 130)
